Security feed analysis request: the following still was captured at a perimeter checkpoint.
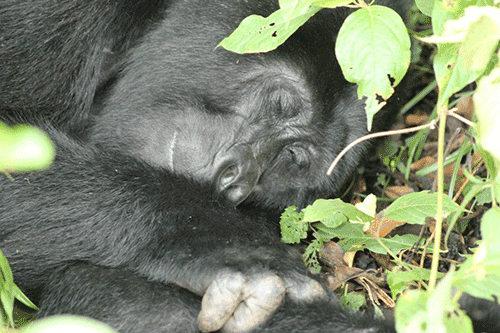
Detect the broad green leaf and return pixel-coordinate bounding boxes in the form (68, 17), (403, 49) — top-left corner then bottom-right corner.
(354, 193), (377, 217)
(340, 234), (421, 254)
(219, 5), (321, 54)
(395, 272), (473, 333)
(311, 0), (351, 8)
(453, 207), (500, 301)
(430, 2), (493, 104)
(454, 7), (500, 71)
(0, 123), (55, 173)
(474, 63), (500, 166)
(302, 199), (373, 224)
(335, 6), (410, 130)
(387, 267), (443, 298)
(315, 222), (422, 254)
(21, 316), (118, 333)
(383, 191), (461, 224)
(279, 0), (315, 23)
(415, 0), (434, 16)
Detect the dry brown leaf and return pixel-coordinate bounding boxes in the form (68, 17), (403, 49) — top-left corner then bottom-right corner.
(344, 251), (357, 267)
(321, 241), (346, 267)
(384, 185), (414, 199)
(410, 155), (436, 171)
(405, 113), (429, 126)
(455, 96), (474, 119)
(368, 216), (406, 238)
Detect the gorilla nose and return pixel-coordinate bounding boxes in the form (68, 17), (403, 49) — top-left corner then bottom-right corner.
(216, 148), (260, 206)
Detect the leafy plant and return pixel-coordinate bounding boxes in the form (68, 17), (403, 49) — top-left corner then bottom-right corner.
(0, 250), (38, 327)
(223, 0), (500, 332)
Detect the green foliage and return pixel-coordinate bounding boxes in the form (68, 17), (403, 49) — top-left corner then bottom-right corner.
(474, 57), (500, 173)
(424, 1), (498, 105)
(415, 0), (434, 16)
(395, 270), (473, 333)
(20, 316), (118, 333)
(280, 206), (307, 244)
(302, 238), (323, 273)
(335, 5), (411, 130)
(302, 199), (372, 224)
(452, 206), (500, 302)
(340, 292), (366, 310)
(393, 1), (500, 331)
(0, 122), (55, 173)
(219, 0), (352, 53)
(387, 267), (444, 299)
(218, 4), (321, 54)
(0, 250), (38, 327)
(280, 191), (459, 260)
(384, 191), (461, 224)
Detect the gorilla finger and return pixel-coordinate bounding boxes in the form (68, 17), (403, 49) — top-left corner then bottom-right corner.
(283, 273), (327, 303)
(198, 271), (246, 332)
(221, 272), (285, 333)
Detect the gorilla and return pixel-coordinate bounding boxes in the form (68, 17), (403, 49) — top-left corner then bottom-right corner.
(1, 0), (498, 332)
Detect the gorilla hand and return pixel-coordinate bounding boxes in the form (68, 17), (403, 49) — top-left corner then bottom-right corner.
(196, 270), (327, 332)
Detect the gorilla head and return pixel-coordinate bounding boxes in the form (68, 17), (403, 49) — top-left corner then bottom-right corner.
(91, 4), (373, 209)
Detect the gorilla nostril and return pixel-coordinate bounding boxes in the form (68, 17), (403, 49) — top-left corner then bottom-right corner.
(218, 164), (239, 188)
(216, 158), (260, 206)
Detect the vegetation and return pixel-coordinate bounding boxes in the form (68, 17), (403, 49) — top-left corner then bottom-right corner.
(221, 0), (500, 332)
(2, 0), (500, 332)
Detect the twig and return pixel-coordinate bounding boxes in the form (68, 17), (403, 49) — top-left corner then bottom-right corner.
(327, 120), (438, 176)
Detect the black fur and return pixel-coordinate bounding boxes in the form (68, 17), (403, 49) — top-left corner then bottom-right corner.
(1, 0), (497, 332)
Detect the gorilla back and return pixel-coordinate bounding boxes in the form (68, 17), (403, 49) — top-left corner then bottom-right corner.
(2, 1), (497, 333)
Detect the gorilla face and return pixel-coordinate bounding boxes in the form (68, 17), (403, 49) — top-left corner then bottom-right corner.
(91, 5), (373, 209)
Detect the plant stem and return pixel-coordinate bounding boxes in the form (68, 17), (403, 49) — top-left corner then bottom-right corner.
(429, 105), (447, 291)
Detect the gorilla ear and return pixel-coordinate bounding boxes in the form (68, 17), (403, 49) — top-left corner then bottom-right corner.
(216, 147), (261, 206)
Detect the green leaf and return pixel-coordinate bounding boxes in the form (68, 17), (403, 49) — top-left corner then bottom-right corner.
(387, 267), (444, 298)
(430, 2), (494, 104)
(474, 63), (500, 167)
(335, 6), (410, 130)
(311, 0), (351, 8)
(340, 293), (365, 310)
(315, 222), (422, 254)
(453, 207), (500, 301)
(415, 0), (434, 16)
(0, 123), (55, 173)
(383, 191), (461, 224)
(218, 5), (321, 54)
(395, 271), (473, 333)
(302, 199), (373, 224)
(280, 206), (307, 244)
(457, 7), (500, 72)
(20, 316), (118, 333)
(12, 284), (38, 310)
(303, 238), (322, 273)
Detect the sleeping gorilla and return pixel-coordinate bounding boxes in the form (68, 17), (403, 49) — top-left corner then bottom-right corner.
(1, 0), (499, 332)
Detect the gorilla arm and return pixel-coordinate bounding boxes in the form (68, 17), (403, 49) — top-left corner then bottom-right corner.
(0, 131), (325, 332)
